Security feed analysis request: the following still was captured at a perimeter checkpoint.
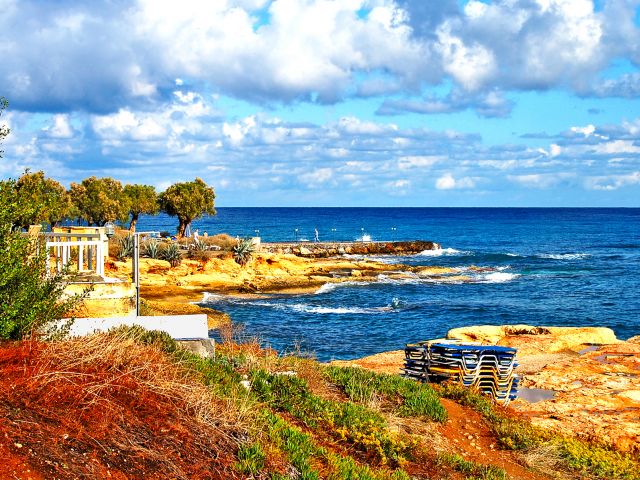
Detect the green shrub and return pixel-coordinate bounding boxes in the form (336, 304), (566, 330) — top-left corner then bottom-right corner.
(437, 453), (507, 480)
(160, 242), (181, 267)
(116, 234), (134, 260)
(233, 237), (255, 266)
(142, 239), (160, 259)
(236, 443), (266, 474)
(325, 366), (447, 422)
(0, 179), (83, 339)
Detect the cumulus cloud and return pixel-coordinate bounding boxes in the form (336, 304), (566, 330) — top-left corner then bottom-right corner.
(1, 0), (639, 116)
(435, 173), (476, 190)
(585, 171), (640, 190)
(377, 88), (514, 117)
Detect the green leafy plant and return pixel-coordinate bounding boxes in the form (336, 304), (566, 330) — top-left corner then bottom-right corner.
(325, 366), (447, 422)
(142, 239), (160, 259)
(0, 179), (83, 339)
(233, 237), (255, 266)
(116, 234), (134, 261)
(235, 442), (266, 474)
(160, 242), (182, 267)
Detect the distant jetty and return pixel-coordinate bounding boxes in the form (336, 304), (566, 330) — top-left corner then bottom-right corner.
(261, 240), (441, 258)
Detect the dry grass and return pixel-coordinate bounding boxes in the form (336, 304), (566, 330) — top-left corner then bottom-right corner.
(207, 233), (238, 251)
(0, 331), (247, 479)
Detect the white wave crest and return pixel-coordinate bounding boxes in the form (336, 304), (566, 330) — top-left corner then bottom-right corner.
(417, 247), (469, 257)
(315, 281), (371, 294)
(479, 272), (520, 283)
(201, 292), (224, 302)
(539, 253), (590, 260)
(355, 234), (373, 242)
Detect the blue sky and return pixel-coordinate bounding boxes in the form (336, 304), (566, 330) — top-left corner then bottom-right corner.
(1, 0), (639, 206)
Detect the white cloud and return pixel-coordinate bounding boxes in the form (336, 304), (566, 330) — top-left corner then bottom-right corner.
(593, 140), (640, 155)
(43, 114), (74, 139)
(397, 155), (441, 169)
(585, 171), (640, 191)
(435, 173), (475, 190)
(508, 173), (563, 188)
(92, 109), (167, 141)
(299, 167), (333, 186)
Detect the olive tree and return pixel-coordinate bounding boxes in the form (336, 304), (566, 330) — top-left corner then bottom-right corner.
(159, 178), (215, 237)
(123, 184), (159, 231)
(14, 170), (71, 229)
(70, 176), (129, 226)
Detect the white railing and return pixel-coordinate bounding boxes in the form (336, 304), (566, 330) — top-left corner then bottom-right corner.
(45, 232), (106, 277)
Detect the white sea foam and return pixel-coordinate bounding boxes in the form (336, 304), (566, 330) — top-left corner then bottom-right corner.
(417, 247), (469, 257)
(201, 292), (224, 302)
(355, 234), (373, 242)
(314, 281), (371, 294)
(479, 272), (520, 283)
(539, 253), (590, 260)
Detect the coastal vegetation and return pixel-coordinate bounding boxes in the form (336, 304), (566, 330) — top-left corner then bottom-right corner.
(3, 326), (639, 479)
(0, 178), (82, 340)
(5, 165), (216, 237)
(123, 183), (160, 231)
(159, 178), (216, 237)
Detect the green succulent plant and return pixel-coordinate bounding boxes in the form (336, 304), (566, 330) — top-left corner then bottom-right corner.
(160, 242), (182, 267)
(116, 234), (134, 261)
(232, 237), (255, 266)
(142, 239), (160, 259)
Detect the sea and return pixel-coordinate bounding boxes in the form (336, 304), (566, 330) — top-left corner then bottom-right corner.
(136, 208), (640, 362)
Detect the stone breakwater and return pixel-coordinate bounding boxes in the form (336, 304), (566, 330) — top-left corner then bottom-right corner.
(261, 240), (440, 258)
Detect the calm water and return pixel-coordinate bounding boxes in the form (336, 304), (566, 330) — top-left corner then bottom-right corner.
(137, 208), (640, 361)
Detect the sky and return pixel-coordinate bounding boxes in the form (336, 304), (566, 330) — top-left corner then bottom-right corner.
(1, 0), (640, 207)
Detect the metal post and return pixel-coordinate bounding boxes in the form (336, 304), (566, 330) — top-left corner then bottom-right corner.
(133, 233), (140, 316)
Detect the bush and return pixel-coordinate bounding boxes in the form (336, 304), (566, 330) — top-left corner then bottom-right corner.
(209, 233), (237, 251)
(0, 179), (83, 339)
(116, 234), (134, 260)
(160, 242), (182, 267)
(142, 239), (160, 259)
(233, 237), (255, 266)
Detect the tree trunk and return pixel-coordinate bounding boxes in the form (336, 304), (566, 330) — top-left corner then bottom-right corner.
(129, 213), (139, 232)
(177, 219), (187, 238)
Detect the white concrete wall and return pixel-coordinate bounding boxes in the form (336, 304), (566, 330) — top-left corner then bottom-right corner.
(63, 314), (209, 340)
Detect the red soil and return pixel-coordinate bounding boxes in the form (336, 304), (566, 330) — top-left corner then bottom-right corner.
(0, 340), (240, 480)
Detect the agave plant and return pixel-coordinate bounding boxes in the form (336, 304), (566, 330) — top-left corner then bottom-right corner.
(116, 234), (134, 261)
(233, 237), (255, 266)
(192, 238), (208, 251)
(160, 242), (182, 267)
(142, 239), (160, 259)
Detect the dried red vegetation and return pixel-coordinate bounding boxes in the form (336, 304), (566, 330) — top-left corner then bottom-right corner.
(0, 337), (241, 480)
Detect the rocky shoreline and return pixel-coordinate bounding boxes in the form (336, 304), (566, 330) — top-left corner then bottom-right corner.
(104, 248), (640, 454)
(331, 325), (640, 454)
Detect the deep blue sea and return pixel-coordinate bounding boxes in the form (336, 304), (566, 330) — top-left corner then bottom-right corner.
(137, 208), (640, 361)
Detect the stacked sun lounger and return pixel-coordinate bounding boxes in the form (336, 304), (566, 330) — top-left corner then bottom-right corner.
(403, 339), (519, 405)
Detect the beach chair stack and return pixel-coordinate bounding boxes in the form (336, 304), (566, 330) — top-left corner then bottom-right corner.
(403, 339), (519, 406)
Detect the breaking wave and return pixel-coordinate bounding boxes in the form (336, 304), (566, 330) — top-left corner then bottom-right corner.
(417, 247), (470, 257)
(538, 253), (590, 260)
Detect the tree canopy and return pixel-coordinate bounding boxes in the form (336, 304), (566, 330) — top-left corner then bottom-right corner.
(159, 178), (215, 237)
(123, 184), (159, 231)
(14, 170), (71, 229)
(69, 176), (129, 226)
(0, 97), (8, 158)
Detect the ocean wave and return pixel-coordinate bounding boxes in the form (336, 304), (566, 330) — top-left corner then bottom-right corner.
(417, 247), (470, 257)
(355, 234), (373, 242)
(538, 253), (590, 260)
(315, 281), (371, 294)
(477, 272), (520, 283)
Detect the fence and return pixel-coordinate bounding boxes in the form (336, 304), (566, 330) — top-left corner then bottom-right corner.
(44, 231), (106, 277)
